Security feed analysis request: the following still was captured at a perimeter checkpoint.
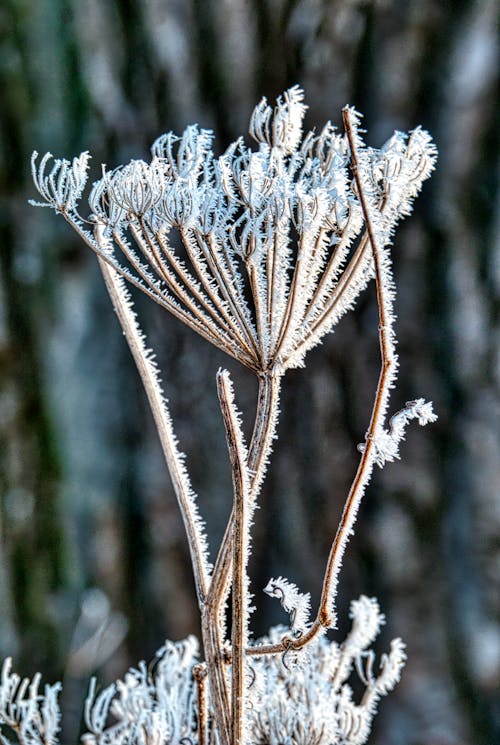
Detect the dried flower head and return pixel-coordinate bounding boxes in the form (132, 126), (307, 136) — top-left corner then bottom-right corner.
(30, 86), (436, 374)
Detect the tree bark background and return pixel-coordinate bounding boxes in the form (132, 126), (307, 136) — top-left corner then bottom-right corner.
(0, 1), (498, 743)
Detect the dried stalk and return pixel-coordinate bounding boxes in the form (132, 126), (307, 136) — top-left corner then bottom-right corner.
(199, 612), (229, 745)
(217, 371), (250, 745)
(203, 371), (281, 745)
(193, 663), (208, 745)
(29, 87), (436, 745)
(97, 257), (210, 603)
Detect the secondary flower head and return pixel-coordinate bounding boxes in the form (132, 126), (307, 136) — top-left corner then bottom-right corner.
(31, 87), (436, 373)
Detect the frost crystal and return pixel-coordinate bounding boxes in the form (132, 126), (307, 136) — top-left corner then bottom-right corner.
(251, 599), (405, 745)
(358, 398), (438, 467)
(264, 576), (312, 634)
(0, 658), (61, 745)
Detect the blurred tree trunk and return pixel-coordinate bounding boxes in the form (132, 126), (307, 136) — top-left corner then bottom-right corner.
(0, 1), (498, 743)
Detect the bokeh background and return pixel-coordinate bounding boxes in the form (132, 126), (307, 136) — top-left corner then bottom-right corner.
(0, 1), (498, 743)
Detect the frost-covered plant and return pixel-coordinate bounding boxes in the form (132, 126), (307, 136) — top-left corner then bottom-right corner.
(15, 87), (437, 744)
(0, 598), (405, 745)
(0, 659), (61, 745)
(250, 597), (407, 745)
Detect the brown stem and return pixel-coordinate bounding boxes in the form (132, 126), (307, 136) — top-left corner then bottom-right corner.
(311, 108), (396, 632)
(216, 371), (250, 745)
(193, 663), (208, 745)
(200, 611), (231, 745)
(203, 371), (281, 743)
(208, 371), (281, 611)
(231, 483), (247, 745)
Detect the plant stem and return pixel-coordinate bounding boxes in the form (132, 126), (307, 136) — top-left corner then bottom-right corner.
(193, 663), (208, 745)
(203, 370), (281, 744)
(216, 371), (250, 745)
(97, 258), (211, 603)
(200, 611), (231, 745)
(208, 371), (281, 613)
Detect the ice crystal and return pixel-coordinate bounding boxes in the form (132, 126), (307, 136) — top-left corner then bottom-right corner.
(0, 658), (61, 745)
(358, 398), (438, 467)
(250, 598), (405, 745)
(82, 637), (198, 745)
(30, 151), (91, 213)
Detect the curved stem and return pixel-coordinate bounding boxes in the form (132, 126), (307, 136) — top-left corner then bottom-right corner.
(208, 371), (282, 611)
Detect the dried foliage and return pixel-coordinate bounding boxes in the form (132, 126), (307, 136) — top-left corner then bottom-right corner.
(0, 598), (405, 745)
